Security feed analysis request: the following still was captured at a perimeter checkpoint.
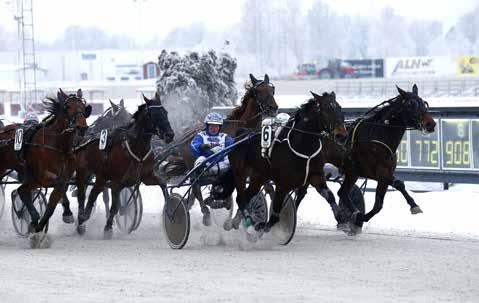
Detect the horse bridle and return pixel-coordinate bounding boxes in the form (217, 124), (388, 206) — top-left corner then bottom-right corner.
(400, 96), (430, 131)
(318, 99), (344, 137)
(64, 95), (89, 131)
(252, 81), (276, 116)
(146, 104), (171, 139)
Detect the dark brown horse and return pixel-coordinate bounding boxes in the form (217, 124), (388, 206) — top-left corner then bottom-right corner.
(172, 73), (278, 226)
(63, 98), (133, 222)
(74, 92), (174, 238)
(227, 92), (348, 234)
(0, 89), (91, 245)
(295, 85), (436, 234)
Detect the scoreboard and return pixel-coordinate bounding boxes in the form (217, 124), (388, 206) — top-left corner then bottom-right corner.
(396, 118), (479, 171)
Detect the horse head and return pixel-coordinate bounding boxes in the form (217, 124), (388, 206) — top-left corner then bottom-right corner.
(52, 88), (91, 136)
(249, 73), (278, 116)
(107, 98), (131, 128)
(142, 92), (175, 143)
(309, 91), (348, 145)
(396, 84), (436, 133)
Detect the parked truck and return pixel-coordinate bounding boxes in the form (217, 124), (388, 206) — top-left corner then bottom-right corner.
(296, 59), (356, 79)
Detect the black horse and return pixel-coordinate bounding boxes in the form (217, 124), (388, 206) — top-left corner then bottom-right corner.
(227, 92), (348, 234)
(296, 85), (436, 234)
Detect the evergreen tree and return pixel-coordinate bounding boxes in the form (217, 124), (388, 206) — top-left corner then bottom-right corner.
(156, 49), (237, 133)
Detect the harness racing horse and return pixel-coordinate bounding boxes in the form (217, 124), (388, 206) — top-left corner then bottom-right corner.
(62, 99), (132, 223)
(74, 92), (174, 238)
(296, 85), (436, 234)
(227, 92), (348, 237)
(86, 99), (131, 136)
(3, 89), (91, 246)
(173, 73), (278, 226)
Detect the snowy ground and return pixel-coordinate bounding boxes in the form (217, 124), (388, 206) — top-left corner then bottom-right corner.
(0, 183), (478, 302)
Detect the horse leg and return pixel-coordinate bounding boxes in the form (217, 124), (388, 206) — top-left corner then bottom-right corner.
(264, 186), (288, 232)
(194, 185), (211, 226)
(75, 172), (89, 227)
(35, 183), (65, 232)
(294, 185), (308, 210)
(224, 163), (248, 231)
(391, 177), (422, 214)
(309, 174), (343, 224)
(360, 181), (388, 223)
(104, 184), (121, 239)
(17, 183), (39, 232)
(102, 188), (110, 219)
(61, 193), (74, 224)
(79, 179), (105, 225)
(338, 174), (360, 223)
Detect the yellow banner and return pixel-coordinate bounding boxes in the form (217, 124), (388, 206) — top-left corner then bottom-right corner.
(456, 55), (479, 75)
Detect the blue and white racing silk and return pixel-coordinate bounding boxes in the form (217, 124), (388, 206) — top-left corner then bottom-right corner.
(190, 130), (234, 175)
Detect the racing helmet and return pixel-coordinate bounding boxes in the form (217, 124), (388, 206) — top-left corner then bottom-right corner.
(204, 112), (224, 126)
(24, 111), (39, 123)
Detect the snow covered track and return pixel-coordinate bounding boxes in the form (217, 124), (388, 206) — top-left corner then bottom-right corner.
(0, 212), (478, 302)
(0, 184), (479, 302)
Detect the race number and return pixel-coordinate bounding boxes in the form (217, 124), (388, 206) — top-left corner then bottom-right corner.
(14, 129), (23, 151)
(99, 129), (108, 150)
(261, 125), (272, 148)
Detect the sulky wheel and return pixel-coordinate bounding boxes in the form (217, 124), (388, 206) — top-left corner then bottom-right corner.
(115, 187), (141, 234)
(338, 183), (366, 228)
(269, 191), (297, 246)
(163, 193), (190, 249)
(11, 189), (47, 238)
(0, 185), (5, 221)
(245, 191), (268, 228)
(132, 191), (143, 231)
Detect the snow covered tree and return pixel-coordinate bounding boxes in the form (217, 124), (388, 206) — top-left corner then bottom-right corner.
(156, 49), (238, 133)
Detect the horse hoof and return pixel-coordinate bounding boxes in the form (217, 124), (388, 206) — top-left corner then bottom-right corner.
(29, 232), (52, 249)
(231, 211), (243, 230)
(104, 229), (113, 240)
(202, 214), (212, 226)
(77, 224), (86, 235)
(63, 215), (75, 224)
(337, 223), (350, 232)
(411, 206), (423, 214)
(223, 219), (233, 231)
(28, 223), (37, 234)
(346, 223), (362, 236)
(246, 231), (259, 243)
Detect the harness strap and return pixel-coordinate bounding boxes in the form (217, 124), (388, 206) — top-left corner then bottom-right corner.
(351, 119), (394, 156)
(350, 119), (363, 148)
(371, 140), (394, 156)
(274, 120), (322, 186)
(124, 140), (152, 163)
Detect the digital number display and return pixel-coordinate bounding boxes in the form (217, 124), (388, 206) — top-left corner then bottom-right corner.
(472, 119), (479, 169)
(441, 119), (471, 169)
(409, 123), (440, 168)
(395, 135), (409, 167)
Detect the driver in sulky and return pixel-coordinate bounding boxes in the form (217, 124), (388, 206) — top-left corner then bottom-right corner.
(190, 112), (235, 216)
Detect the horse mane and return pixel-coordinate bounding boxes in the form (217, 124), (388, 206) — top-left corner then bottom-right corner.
(227, 81), (254, 120)
(293, 98), (316, 122)
(41, 96), (66, 127)
(132, 104), (147, 122)
(363, 95), (402, 122)
(294, 95), (327, 121)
